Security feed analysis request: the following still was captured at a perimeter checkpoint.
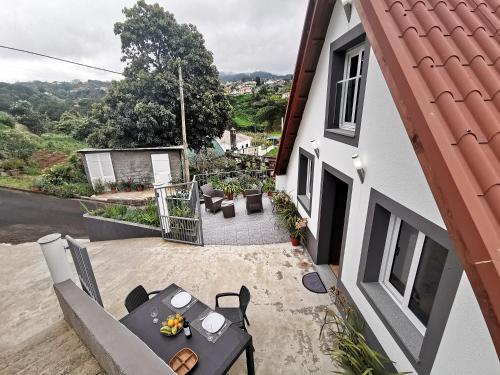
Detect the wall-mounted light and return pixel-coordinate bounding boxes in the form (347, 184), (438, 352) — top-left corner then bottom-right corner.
(352, 154), (365, 183)
(341, 0), (352, 22)
(310, 139), (320, 158)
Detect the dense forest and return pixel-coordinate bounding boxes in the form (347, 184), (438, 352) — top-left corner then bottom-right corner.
(0, 80), (111, 121)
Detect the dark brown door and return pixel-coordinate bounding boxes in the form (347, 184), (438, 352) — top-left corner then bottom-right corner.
(317, 169), (350, 277)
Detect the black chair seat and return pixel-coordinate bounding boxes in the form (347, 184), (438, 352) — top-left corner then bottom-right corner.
(215, 286), (251, 332)
(215, 306), (244, 327)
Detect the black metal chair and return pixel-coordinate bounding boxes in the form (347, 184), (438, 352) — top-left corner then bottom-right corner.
(125, 285), (161, 313)
(215, 285), (251, 332)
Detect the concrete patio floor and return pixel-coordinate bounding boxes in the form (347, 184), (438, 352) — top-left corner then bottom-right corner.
(0, 238), (338, 374)
(201, 195), (290, 245)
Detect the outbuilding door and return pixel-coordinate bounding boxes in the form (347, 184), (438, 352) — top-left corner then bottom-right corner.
(85, 152), (115, 188)
(151, 153), (172, 185)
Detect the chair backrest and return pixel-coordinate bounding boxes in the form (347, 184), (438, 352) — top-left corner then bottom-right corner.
(201, 184), (215, 197)
(125, 285), (149, 313)
(239, 285), (251, 315)
(245, 189), (261, 196)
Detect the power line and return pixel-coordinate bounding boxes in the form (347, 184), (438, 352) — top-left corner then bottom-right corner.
(0, 44), (124, 76)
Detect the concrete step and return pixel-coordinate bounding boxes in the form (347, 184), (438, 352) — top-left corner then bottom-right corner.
(0, 320), (104, 375)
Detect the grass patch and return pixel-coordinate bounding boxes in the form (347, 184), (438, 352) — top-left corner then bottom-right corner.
(265, 147), (278, 157)
(0, 175), (35, 190)
(38, 133), (88, 154)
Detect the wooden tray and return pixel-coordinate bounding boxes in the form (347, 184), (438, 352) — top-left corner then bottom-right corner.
(168, 348), (198, 375)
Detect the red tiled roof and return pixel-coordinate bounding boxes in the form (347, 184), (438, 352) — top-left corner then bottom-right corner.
(275, 0), (500, 353)
(357, 0), (500, 353)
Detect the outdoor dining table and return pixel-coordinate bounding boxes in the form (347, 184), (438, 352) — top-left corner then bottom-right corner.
(120, 283), (255, 375)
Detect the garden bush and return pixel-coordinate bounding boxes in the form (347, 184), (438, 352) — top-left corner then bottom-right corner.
(88, 203), (160, 227)
(0, 111), (15, 127)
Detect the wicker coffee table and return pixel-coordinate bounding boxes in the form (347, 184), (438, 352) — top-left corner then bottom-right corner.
(221, 200), (235, 218)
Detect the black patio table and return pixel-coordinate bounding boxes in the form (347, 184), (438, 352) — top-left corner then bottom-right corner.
(120, 283), (255, 375)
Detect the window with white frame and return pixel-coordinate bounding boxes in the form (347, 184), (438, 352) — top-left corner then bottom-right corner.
(338, 45), (365, 132)
(379, 214), (449, 333)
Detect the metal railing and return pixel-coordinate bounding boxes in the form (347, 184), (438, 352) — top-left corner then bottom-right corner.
(155, 181), (204, 246)
(193, 169), (273, 191)
(154, 169), (273, 246)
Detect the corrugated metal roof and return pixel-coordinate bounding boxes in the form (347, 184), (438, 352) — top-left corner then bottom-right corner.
(78, 146), (184, 153)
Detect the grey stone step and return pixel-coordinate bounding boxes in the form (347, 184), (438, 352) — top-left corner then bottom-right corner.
(0, 320), (103, 375)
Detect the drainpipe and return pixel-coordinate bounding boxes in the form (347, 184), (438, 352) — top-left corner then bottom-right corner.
(37, 233), (72, 284)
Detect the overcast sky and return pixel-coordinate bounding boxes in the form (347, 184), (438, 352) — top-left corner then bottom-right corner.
(0, 0), (308, 83)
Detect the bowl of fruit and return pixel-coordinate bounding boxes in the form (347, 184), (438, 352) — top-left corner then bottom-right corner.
(160, 313), (184, 336)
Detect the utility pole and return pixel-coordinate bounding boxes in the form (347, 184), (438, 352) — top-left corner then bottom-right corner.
(178, 62), (190, 182)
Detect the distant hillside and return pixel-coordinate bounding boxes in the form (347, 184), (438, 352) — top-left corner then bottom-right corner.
(220, 71), (292, 83)
(0, 80), (111, 121)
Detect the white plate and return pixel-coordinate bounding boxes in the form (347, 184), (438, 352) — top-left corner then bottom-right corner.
(202, 312), (225, 333)
(171, 291), (192, 308)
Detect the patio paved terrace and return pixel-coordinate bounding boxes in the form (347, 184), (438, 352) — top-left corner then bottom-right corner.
(0, 238), (339, 374)
(201, 194), (290, 245)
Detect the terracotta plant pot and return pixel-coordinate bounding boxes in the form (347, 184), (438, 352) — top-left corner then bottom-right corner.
(111, 188), (117, 193)
(290, 236), (300, 246)
(136, 186), (144, 192)
(125, 188), (131, 192)
(267, 191), (273, 197)
(226, 193), (234, 200)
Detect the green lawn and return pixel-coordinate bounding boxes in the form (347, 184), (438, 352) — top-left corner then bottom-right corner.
(0, 175), (35, 190)
(265, 147), (278, 157)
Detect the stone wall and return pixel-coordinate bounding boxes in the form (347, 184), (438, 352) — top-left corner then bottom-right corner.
(54, 279), (175, 375)
(110, 150), (182, 185)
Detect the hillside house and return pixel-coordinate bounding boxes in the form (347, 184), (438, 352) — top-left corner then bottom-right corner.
(275, 0), (500, 374)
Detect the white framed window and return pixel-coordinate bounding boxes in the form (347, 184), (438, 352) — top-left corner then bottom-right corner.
(305, 158), (312, 199)
(338, 44), (365, 132)
(379, 214), (449, 334)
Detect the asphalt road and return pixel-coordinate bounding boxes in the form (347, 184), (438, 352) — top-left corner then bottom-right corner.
(0, 188), (98, 244)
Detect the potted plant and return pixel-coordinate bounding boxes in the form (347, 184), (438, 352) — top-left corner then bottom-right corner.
(94, 179), (105, 195)
(120, 180), (132, 192)
(108, 181), (118, 193)
(222, 180), (241, 200)
(290, 217), (307, 246)
(262, 177), (275, 197)
(136, 181), (145, 192)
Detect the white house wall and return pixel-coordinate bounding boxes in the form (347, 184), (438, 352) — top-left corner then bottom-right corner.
(276, 2), (499, 374)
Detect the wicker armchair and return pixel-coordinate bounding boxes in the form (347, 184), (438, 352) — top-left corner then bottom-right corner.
(201, 183), (225, 213)
(245, 189), (263, 214)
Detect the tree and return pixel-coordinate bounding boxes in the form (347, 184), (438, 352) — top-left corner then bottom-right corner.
(9, 100), (47, 134)
(255, 76), (262, 86)
(86, 1), (230, 150)
(55, 111), (87, 138)
(0, 111), (15, 127)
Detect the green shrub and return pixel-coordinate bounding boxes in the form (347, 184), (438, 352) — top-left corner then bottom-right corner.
(39, 181), (94, 198)
(88, 203), (160, 227)
(0, 158), (25, 170)
(41, 154), (87, 185)
(324, 288), (410, 375)
(0, 111), (15, 127)
(262, 177), (275, 193)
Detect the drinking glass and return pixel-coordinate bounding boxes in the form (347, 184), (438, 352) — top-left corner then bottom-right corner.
(150, 307), (159, 324)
